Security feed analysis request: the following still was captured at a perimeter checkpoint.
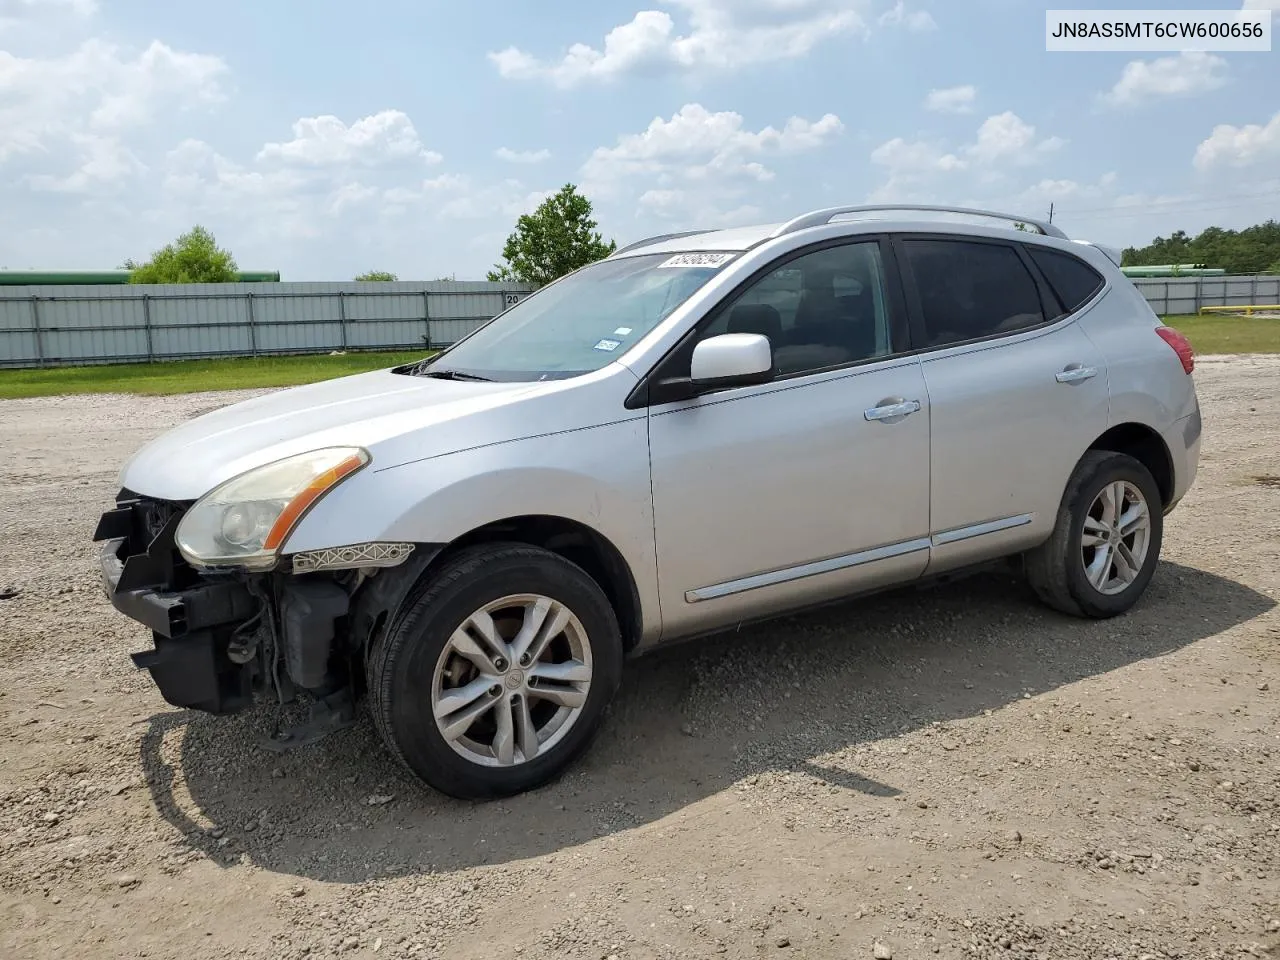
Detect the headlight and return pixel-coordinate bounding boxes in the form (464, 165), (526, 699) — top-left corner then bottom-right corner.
(176, 447), (369, 570)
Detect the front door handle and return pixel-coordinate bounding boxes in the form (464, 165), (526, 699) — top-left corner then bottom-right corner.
(1056, 364), (1098, 384)
(864, 398), (922, 422)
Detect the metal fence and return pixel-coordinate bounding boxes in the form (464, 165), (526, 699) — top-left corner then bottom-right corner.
(0, 280), (534, 369)
(1, 273), (1277, 370)
(1132, 274), (1280, 317)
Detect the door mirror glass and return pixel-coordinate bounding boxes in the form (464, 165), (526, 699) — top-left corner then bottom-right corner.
(690, 333), (773, 387)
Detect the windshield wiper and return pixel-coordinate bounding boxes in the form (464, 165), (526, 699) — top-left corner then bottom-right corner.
(419, 367), (493, 382)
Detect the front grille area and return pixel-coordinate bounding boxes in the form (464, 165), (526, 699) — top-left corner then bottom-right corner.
(99, 489), (203, 592)
(116, 488), (189, 545)
(97, 490), (260, 714)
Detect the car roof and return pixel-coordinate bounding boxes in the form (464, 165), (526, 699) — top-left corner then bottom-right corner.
(617, 223), (785, 256)
(608, 203), (1083, 259)
(607, 204), (1122, 270)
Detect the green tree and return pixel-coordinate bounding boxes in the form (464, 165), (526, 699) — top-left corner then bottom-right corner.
(355, 270), (398, 281)
(1121, 220), (1280, 275)
(126, 226), (238, 284)
(487, 184), (616, 287)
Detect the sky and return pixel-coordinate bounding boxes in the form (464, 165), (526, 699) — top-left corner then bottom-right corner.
(1, 0), (1278, 281)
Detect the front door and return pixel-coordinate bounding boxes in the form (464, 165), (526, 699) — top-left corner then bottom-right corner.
(645, 239), (933, 639)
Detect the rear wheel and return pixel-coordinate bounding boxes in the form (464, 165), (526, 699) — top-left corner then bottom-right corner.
(1024, 451), (1163, 618)
(367, 543), (623, 799)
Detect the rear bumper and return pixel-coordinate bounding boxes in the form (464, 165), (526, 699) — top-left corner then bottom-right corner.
(95, 499), (258, 715)
(1162, 403), (1202, 514)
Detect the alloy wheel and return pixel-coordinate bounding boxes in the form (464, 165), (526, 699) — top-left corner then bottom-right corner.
(431, 594), (593, 767)
(1080, 480), (1152, 596)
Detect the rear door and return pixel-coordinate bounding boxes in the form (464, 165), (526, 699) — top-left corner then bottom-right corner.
(894, 235), (1110, 573)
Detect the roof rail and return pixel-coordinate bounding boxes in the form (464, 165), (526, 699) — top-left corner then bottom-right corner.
(771, 204), (1070, 240)
(611, 229), (715, 256)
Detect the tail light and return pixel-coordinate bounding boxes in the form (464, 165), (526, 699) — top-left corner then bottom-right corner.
(1156, 326), (1194, 374)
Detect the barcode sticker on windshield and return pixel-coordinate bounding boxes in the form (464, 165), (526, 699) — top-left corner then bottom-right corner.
(657, 252), (736, 269)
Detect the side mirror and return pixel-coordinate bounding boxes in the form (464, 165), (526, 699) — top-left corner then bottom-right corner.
(689, 333), (774, 388)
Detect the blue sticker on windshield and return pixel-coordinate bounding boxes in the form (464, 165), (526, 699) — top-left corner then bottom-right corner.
(593, 338), (622, 352)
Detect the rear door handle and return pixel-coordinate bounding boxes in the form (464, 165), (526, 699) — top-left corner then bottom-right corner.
(864, 398), (922, 422)
(1056, 364), (1098, 384)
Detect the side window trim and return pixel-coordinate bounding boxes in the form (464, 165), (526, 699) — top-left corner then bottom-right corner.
(890, 232), (1071, 356)
(625, 234), (911, 409)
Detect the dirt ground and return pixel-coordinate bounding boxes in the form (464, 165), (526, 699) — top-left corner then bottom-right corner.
(2, 356), (1278, 960)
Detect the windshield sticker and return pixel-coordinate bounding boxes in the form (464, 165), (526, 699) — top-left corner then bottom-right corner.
(613, 327), (633, 336)
(593, 338), (622, 352)
(657, 252), (736, 269)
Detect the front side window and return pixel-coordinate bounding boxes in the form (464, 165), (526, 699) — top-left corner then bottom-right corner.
(422, 252), (735, 381)
(702, 241), (894, 377)
(901, 239), (1046, 348)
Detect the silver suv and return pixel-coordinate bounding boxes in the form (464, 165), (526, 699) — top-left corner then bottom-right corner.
(95, 204), (1202, 799)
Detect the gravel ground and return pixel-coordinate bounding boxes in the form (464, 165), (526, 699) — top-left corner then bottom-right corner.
(2, 355), (1279, 960)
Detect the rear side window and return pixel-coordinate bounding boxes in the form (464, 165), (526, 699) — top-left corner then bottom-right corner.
(1028, 247), (1105, 314)
(901, 239), (1045, 348)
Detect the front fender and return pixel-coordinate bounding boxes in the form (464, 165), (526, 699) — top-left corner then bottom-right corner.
(283, 417), (660, 639)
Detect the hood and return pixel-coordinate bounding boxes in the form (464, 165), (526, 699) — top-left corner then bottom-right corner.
(118, 368), (551, 500)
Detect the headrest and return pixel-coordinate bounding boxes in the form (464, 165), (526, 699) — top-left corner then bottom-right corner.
(727, 303), (783, 340)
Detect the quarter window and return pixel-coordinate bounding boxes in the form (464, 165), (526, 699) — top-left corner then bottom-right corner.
(901, 239), (1046, 348)
(704, 241), (894, 377)
(1028, 246), (1105, 314)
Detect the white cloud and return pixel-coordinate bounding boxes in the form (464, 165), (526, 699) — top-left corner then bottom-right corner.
(868, 136), (965, 201)
(256, 110), (442, 166)
(1193, 110), (1280, 170)
(0, 39), (228, 163)
(582, 103), (841, 227)
(1102, 52), (1227, 107)
(0, 37), (228, 200)
(964, 111), (1064, 165)
(1006, 172), (1119, 210)
(583, 103), (843, 191)
(924, 84), (975, 113)
(878, 0), (936, 31)
(495, 146), (551, 164)
(871, 137), (965, 173)
(382, 173), (470, 207)
(489, 0), (872, 87)
(26, 134), (145, 192)
(868, 111), (1063, 201)
(379, 175), (551, 221)
(326, 182), (379, 217)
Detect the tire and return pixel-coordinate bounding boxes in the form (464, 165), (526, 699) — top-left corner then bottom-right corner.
(367, 542), (623, 800)
(1024, 450), (1164, 619)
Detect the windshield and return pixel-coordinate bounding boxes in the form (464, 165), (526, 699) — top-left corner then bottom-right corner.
(420, 252), (736, 381)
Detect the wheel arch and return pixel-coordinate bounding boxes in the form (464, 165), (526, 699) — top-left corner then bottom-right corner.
(441, 515), (644, 653)
(350, 515), (645, 661)
(1086, 422), (1174, 507)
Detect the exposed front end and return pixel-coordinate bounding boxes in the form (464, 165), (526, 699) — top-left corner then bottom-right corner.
(94, 483), (428, 739)
(96, 490), (264, 713)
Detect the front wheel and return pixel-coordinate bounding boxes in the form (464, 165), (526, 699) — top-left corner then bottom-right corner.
(1024, 451), (1164, 618)
(367, 543), (623, 799)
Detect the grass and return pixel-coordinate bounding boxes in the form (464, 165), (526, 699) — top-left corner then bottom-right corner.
(0, 350), (432, 400)
(1161, 314), (1280, 356)
(2, 314), (1278, 400)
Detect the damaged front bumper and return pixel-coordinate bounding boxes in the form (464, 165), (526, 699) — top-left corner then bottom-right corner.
(94, 491), (356, 718)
